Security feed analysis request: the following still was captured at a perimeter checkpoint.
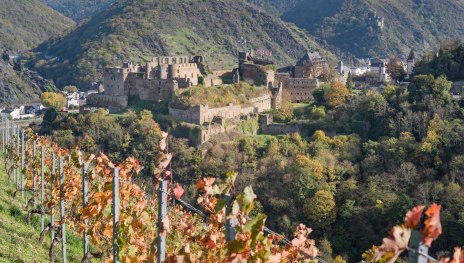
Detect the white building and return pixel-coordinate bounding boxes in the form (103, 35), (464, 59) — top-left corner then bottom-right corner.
(1, 107), (24, 120)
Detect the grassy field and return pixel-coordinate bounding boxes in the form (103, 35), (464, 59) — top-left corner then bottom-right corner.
(0, 159), (85, 262)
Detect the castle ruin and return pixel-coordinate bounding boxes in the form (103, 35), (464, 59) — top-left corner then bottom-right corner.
(275, 51), (327, 103)
(87, 55), (221, 111)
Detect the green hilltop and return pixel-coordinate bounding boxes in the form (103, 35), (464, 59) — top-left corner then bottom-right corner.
(28, 0), (336, 89)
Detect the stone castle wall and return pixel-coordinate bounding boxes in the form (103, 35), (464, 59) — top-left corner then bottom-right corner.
(258, 113), (301, 135)
(275, 73), (319, 102)
(169, 93), (272, 125)
(241, 63), (275, 86)
(128, 77), (178, 101)
(86, 94), (128, 110)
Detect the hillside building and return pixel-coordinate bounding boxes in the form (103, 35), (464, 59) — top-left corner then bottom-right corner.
(274, 51), (327, 103)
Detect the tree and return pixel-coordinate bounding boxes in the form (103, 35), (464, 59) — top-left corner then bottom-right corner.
(273, 91), (294, 122)
(387, 57), (406, 81)
(346, 72), (355, 90)
(63, 85), (78, 93)
(41, 92), (66, 110)
(303, 190), (336, 228)
(324, 81), (350, 108)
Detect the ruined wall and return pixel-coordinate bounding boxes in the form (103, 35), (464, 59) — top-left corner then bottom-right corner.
(129, 77), (178, 101)
(241, 64), (275, 87)
(258, 113), (301, 135)
(260, 123), (301, 135)
(86, 94), (128, 111)
(169, 94), (272, 125)
(275, 73), (319, 102)
(103, 68), (130, 96)
(203, 75), (223, 87)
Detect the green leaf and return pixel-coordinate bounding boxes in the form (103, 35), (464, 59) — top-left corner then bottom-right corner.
(214, 198), (227, 213)
(226, 239), (248, 254)
(243, 213), (266, 248)
(243, 186), (256, 206)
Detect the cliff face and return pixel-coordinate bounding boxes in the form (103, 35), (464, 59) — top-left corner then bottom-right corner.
(28, 0), (335, 89)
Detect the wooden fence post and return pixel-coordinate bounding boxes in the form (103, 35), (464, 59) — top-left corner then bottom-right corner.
(59, 156), (67, 263)
(157, 179), (168, 263)
(113, 167), (120, 263)
(40, 146), (45, 232)
(82, 163), (89, 256)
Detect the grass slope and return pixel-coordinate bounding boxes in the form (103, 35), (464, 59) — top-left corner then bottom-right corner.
(29, 0), (335, 89)
(0, 159), (84, 262)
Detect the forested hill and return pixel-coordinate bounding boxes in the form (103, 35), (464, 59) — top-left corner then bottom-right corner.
(0, 0), (75, 52)
(41, 0), (116, 21)
(254, 0), (464, 60)
(28, 0), (335, 89)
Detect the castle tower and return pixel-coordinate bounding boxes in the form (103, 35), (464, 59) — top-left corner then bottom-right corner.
(407, 49), (415, 76)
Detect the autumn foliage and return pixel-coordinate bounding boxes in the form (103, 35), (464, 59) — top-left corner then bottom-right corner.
(7, 130), (322, 262)
(5, 128), (464, 262)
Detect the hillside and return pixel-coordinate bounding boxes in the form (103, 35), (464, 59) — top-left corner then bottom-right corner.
(29, 0), (336, 89)
(0, 0), (75, 52)
(259, 0), (464, 59)
(0, 58), (56, 106)
(0, 0), (74, 106)
(41, 0), (116, 21)
(0, 161), (84, 262)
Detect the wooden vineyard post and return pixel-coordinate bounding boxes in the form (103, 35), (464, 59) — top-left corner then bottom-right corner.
(113, 167), (120, 263)
(40, 146), (45, 232)
(82, 163), (89, 256)
(157, 179), (168, 263)
(59, 156), (67, 263)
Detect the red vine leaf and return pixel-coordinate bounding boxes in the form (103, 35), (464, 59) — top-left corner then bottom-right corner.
(422, 203), (442, 247)
(404, 205), (424, 228)
(173, 183), (185, 200)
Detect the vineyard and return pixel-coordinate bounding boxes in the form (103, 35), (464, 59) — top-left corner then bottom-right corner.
(1, 118), (463, 263)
